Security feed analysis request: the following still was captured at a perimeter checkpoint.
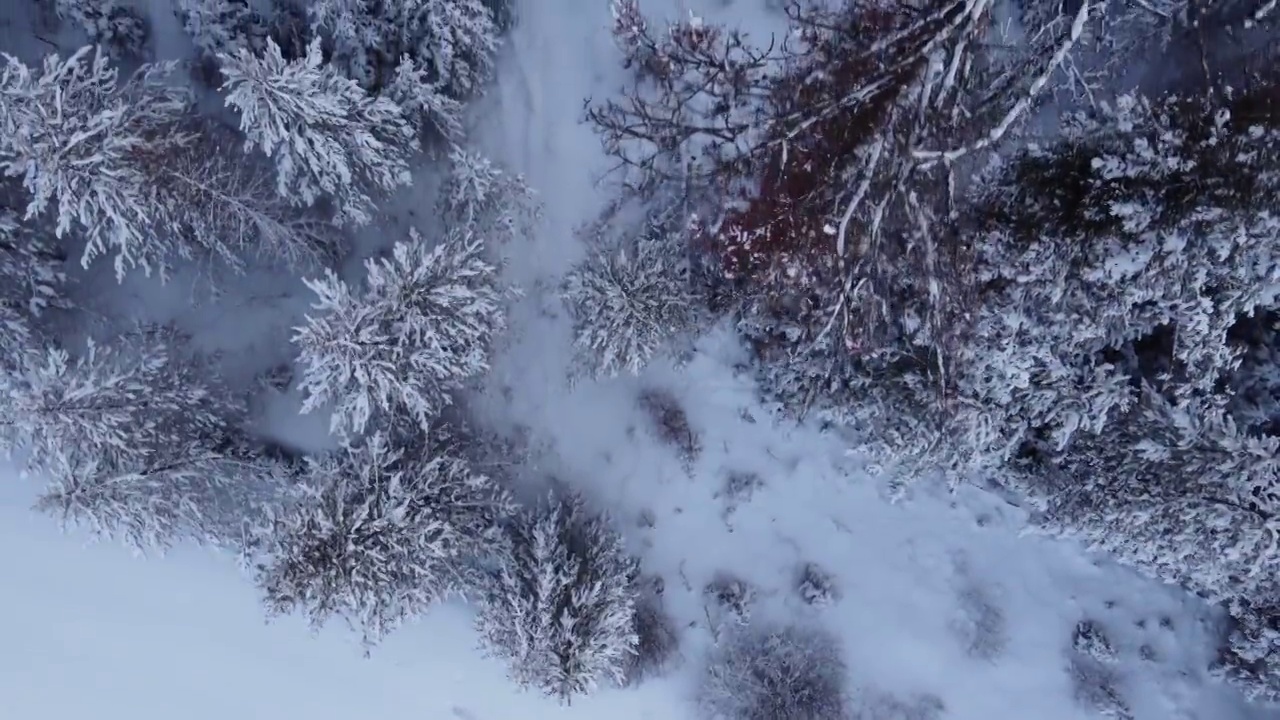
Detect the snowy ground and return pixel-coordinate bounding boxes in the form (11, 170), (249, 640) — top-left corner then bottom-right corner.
(2, 0), (1278, 718)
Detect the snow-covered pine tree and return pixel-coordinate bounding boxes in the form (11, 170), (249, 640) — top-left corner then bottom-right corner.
(161, 121), (344, 270)
(307, 0), (499, 98)
(55, 0), (150, 57)
(293, 227), (505, 438)
(252, 431), (514, 645)
(175, 0), (267, 59)
(220, 38), (417, 226)
(0, 209), (66, 361)
(476, 491), (639, 702)
(561, 210), (700, 379)
(36, 427), (291, 552)
(0, 47), (193, 277)
(953, 81), (1280, 698)
(439, 146), (538, 246)
(954, 89), (1280, 463)
(0, 47), (335, 276)
(0, 326), (239, 476)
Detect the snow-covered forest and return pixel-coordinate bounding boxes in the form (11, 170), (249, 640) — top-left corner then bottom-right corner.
(3, 0), (1280, 718)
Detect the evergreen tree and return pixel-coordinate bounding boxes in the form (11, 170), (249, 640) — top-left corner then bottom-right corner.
(55, 0), (150, 57)
(438, 147), (538, 246)
(253, 432), (514, 645)
(36, 427), (288, 552)
(307, 0), (499, 98)
(561, 211), (700, 379)
(220, 38), (417, 226)
(0, 47), (189, 277)
(174, 0), (267, 59)
(476, 492), (639, 702)
(0, 327), (238, 475)
(293, 228), (505, 438)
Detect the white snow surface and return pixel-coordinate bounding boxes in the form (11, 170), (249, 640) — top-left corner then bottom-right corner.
(2, 0), (1278, 719)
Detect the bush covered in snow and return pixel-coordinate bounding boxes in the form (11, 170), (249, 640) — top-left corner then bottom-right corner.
(624, 573), (679, 686)
(253, 432), (514, 645)
(476, 491), (639, 702)
(795, 562), (839, 608)
(700, 623), (850, 720)
(638, 387), (701, 469)
(293, 228), (506, 438)
(704, 572), (756, 628)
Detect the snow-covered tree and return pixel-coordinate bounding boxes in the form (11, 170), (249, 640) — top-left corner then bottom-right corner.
(252, 432), (514, 645)
(0, 327), (238, 475)
(562, 211), (700, 379)
(700, 623), (850, 720)
(0, 209), (66, 359)
(0, 47), (334, 277)
(160, 122), (344, 270)
(476, 492), (639, 702)
(55, 0), (150, 57)
(0, 47), (195, 277)
(175, 0), (267, 59)
(293, 228), (505, 438)
(940, 80), (1280, 698)
(384, 55), (464, 141)
(220, 38), (417, 226)
(439, 147), (538, 245)
(308, 0), (499, 98)
(36, 429), (289, 552)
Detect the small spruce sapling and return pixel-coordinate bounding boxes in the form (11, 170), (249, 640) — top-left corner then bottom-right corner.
(292, 228), (506, 438)
(440, 147), (539, 246)
(476, 491), (639, 702)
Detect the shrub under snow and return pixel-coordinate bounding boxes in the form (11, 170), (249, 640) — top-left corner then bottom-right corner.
(700, 623), (850, 720)
(476, 491), (639, 702)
